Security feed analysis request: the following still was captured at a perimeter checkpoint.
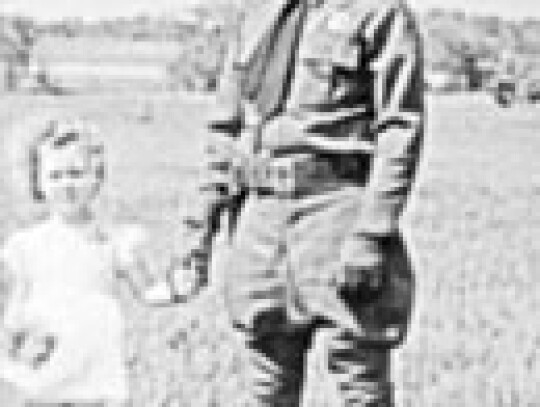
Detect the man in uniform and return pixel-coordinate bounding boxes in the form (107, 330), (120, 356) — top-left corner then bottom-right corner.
(173, 0), (425, 405)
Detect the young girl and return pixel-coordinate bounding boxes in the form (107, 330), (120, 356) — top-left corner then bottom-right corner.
(0, 117), (157, 406)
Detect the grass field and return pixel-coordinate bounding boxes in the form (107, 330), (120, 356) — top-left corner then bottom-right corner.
(1, 91), (539, 406)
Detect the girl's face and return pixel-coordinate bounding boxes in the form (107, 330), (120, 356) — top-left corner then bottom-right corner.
(40, 145), (99, 219)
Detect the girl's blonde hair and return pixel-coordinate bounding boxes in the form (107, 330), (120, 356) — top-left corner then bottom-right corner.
(28, 117), (105, 202)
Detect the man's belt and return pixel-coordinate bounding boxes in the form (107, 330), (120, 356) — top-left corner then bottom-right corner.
(231, 153), (369, 197)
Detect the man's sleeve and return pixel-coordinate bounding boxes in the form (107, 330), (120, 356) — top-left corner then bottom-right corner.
(354, 0), (424, 237)
(179, 41), (245, 275)
(265, 2), (424, 235)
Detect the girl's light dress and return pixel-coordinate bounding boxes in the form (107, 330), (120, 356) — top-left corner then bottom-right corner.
(0, 216), (140, 403)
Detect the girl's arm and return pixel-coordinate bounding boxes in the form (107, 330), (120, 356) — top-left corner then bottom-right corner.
(0, 278), (32, 361)
(1, 272), (29, 328)
(111, 223), (153, 300)
(0, 234), (89, 393)
(0, 239), (58, 389)
(111, 223), (204, 306)
(1, 237), (31, 351)
(111, 223), (179, 304)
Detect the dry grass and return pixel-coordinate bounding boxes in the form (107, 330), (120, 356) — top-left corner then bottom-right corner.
(1, 91), (539, 406)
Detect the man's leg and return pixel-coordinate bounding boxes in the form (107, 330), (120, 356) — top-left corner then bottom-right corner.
(233, 310), (316, 407)
(323, 327), (394, 407)
(224, 195), (313, 406)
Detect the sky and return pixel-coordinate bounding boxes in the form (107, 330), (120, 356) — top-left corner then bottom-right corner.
(0, 0), (539, 21)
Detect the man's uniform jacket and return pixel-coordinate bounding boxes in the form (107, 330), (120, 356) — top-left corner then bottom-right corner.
(183, 0), (424, 347)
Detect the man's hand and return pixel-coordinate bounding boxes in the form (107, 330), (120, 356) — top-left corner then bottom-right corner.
(142, 251), (208, 306)
(171, 250), (208, 303)
(141, 280), (174, 305)
(338, 234), (387, 297)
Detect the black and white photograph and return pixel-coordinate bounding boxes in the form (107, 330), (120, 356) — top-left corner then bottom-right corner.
(0, 0), (539, 405)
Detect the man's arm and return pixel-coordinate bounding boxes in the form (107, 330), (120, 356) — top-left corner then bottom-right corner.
(171, 41), (246, 299)
(262, 2), (424, 294)
(140, 28), (247, 305)
(260, 2), (423, 225)
(354, 0), (424, 238)
(336, 1), (424, 297)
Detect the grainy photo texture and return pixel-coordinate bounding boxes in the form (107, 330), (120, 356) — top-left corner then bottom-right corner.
(0, 0), (539, 406)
